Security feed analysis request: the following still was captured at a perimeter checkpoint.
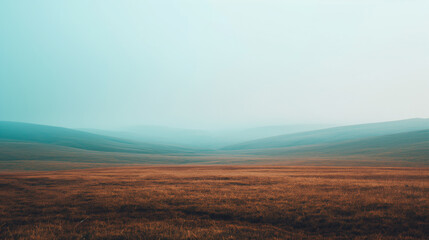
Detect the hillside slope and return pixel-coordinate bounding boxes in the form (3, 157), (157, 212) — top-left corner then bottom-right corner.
(0, 122), (190, 154)
(238, 130), (429, 162)
(223, 118), (429, 150)
(82, 124), (333, 149)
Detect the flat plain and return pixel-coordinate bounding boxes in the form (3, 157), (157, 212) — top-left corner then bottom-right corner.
(0, 166), (428, 239)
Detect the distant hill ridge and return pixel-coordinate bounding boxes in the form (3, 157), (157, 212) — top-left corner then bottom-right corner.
(82, 124), (333, 149)
(238, 129), (429, 160)
(0, 121), (190, 154)
(222, 118), (429, 150)
(0, 119), (428, 169)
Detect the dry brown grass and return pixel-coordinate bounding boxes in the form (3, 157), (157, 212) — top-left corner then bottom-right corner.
(0, 166), (428, 239)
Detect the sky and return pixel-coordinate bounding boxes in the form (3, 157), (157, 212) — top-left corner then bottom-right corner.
(1, 0), (428, 130)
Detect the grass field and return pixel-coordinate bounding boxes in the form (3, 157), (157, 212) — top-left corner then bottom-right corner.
(1, 166), (428, 239)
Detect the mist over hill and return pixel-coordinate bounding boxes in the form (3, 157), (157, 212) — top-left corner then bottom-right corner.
(0, 119), (428, 170)
(0, 121), (191, 154)
(222, 118), (429, 150)
(82, 124), (333, 149)
(232, 130), (429, 162)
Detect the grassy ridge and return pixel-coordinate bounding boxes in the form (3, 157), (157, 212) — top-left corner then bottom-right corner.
(223, 118), (429, 150)
(0, 121), (191, 154)
(236, 130), (429, 160)
(0, 120), (428, 170)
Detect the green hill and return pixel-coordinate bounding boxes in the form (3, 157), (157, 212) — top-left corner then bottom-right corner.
(1, 120), (428, 170)
(222, 118), (429, 150)
(82, 124), (332, 149)
(0, 121), (190, 154)
(235, 130), (429, 162)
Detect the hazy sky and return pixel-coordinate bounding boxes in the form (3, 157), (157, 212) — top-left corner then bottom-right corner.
(1, 0), (428, 129)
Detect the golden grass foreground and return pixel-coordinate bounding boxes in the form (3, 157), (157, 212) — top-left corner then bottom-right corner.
(0, 166), (428, 239)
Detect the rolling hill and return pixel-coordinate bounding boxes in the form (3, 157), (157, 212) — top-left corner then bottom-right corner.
(0, 120), (428, 170)
(0, 121), (190, 154)
(82, 124), (333, 149)
(237, 130), (429, 161)
(222, 118), (429, 150)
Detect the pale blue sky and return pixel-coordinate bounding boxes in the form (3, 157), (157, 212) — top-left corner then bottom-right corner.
(1, 0), (428, 129)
